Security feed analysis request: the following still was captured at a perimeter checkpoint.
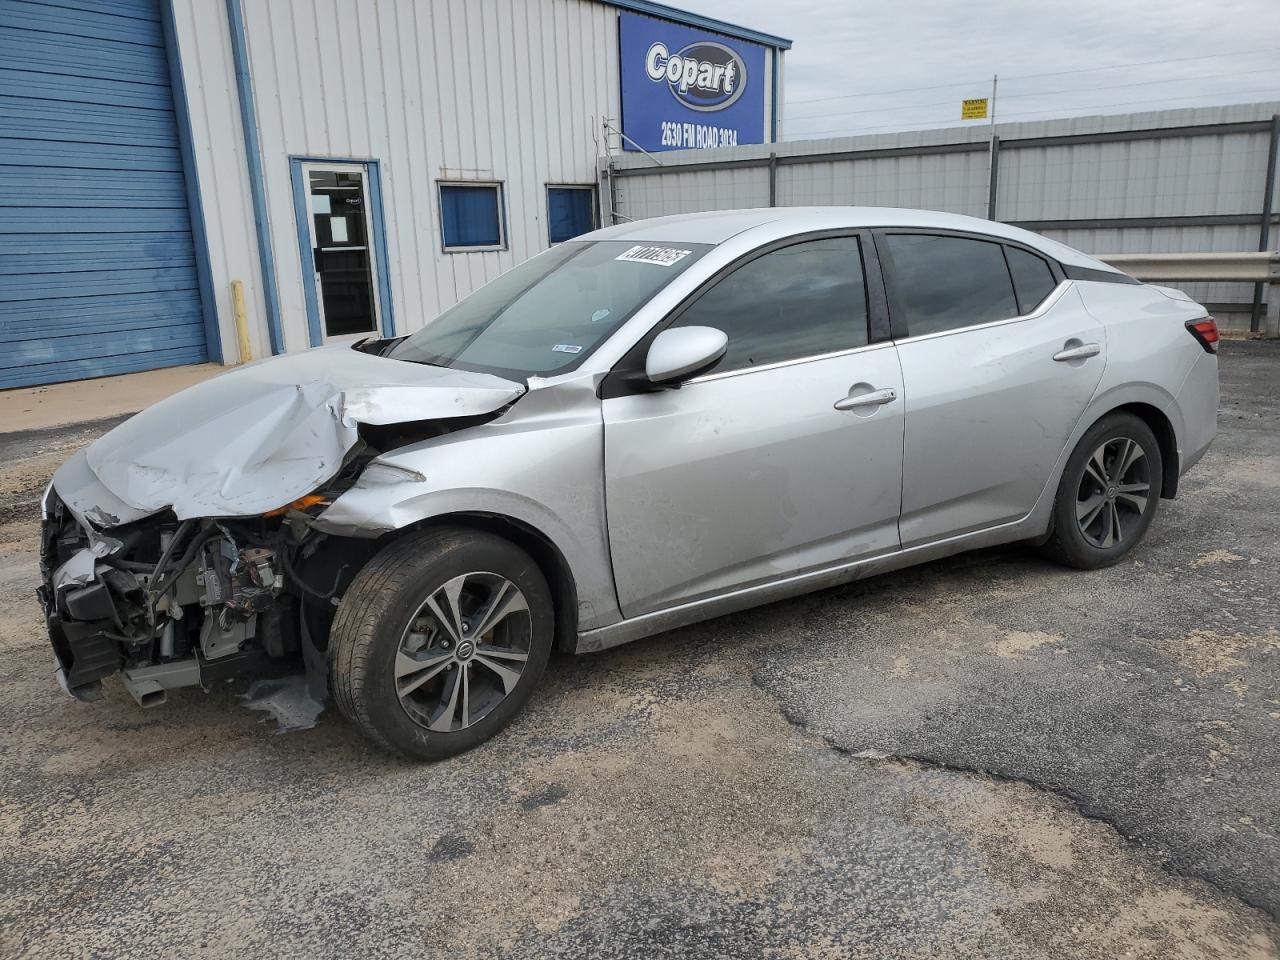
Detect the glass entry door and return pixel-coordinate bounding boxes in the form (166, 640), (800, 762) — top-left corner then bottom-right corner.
(303, 163), (381, 338)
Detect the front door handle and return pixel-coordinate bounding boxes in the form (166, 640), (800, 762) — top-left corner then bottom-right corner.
(834, 387), (897, 411)
(1053, 342), (1101, 362)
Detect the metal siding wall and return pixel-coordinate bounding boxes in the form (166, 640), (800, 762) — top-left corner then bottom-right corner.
(177, 0), (622, 350)
(778, 151), (988, 216)
(616, 167), (771, 218)
(169, 0), (266, 362)
(0, 0), (210, 387)
(995, 131), (1271, 222)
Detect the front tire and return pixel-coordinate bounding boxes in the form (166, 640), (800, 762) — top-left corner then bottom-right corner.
(328, 528), (554, 760)
(1038, 412), (1163, 570)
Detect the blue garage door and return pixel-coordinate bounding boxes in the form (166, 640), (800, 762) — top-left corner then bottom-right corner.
(0, 0), (208, 389)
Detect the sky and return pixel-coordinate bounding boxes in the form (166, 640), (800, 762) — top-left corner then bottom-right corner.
(673, 0), (1280, 140)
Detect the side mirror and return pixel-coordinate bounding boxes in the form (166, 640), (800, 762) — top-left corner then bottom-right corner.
(645, 326), (728, 385)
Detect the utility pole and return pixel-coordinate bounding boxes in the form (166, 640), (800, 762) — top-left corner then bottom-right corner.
(985, 74), (999, 218)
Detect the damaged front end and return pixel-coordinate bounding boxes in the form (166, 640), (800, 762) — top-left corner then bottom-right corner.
(37, 482), (348, 713)
(34, 342), (527, 722)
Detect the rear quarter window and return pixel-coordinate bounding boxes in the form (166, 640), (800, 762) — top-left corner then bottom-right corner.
(1005, 246), (1059, 314)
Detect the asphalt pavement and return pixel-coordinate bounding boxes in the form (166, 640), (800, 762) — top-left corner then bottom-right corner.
(2, 341), (1278, 959)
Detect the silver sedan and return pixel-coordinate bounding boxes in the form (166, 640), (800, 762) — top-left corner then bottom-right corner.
(39, 208), (1219, 759)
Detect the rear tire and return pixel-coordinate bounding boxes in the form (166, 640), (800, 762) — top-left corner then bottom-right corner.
(1038, 412), (1163, 570)
(328, 528), (554, 760)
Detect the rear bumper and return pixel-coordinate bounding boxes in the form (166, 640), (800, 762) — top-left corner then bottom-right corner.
(1175, 349), (1219, 477)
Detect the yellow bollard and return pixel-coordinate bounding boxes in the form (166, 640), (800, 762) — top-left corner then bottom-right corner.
(231, 279), (253, 364)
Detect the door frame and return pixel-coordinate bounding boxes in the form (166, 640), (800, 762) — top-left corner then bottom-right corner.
(870, 227), (1067, 342)
(288, 156), (397, 346)
(599, 228), (892, 400)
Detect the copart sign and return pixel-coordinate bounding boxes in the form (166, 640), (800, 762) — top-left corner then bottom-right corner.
(619, 12), (767, 153)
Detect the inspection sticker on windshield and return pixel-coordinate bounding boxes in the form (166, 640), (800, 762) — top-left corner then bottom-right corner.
(615, 245), (693, 267)
(552, 343), (583, 354)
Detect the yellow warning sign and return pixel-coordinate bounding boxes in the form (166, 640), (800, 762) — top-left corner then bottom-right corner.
(962, 98), (989, 120)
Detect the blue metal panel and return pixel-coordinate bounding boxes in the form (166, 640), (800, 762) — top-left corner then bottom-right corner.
(0, 69), (174, 109)
(0, 232), (194, 266)
(0, 346), (207, 389)
(770, 47), (778, 143)
(0, 266), (199, 302)
(0, 140), (184, 171)
(34, 1), (159, 21)
(366, 160), (396, 338)
(0, 29), (172, 83)
(0, 0), (208, 388)
(2, 1), (164, 44)
(1, 323), (206, 371)
(1, 289), (202, 339)
(0, 206), (192, 233)
(0, 170), (190, 207)
(0, 99), (186, 148)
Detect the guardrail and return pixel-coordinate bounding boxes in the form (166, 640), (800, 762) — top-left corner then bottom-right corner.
(1097, 251), (1280, 282)
(1096, 251), (1280, 337)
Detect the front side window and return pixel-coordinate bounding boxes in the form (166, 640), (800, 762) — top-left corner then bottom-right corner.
(439, 183), (505, 250)
(883, 234), (1018, 337)
(389, 240), (709, 379)
(669, 236), (869, 375)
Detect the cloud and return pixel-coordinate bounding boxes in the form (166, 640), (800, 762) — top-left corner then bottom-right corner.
(673, 0), (1280, 138)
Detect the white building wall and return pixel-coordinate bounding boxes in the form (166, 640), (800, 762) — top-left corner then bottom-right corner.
(170, 0), (269, 363)
(176, 0), (628, 355)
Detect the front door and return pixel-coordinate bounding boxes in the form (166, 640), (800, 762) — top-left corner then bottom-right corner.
(301, 163), (381, 340)
(602, 235), (905, 618)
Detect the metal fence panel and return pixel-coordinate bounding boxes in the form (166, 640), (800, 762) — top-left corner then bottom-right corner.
(607, 101), (1280, 333)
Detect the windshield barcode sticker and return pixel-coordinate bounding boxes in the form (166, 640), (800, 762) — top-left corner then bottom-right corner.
(615, 245), (693, 267)
(552, 343), (583, 354)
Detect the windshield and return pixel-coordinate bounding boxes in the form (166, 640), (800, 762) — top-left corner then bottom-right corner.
(388, 240), (711, 379)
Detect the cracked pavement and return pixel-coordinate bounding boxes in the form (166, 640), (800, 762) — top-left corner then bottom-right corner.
(2, 341), (1278, 959)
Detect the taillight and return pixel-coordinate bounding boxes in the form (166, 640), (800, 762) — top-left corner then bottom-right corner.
(1185, 317), (1219, 353)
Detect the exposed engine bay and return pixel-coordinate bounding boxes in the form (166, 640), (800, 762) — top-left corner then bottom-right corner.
(38, 482), (358, 713)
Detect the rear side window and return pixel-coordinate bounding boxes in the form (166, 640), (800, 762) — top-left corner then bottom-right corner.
(1005, 246), (1058, 314)
(883, 234), (1018, 337)
(670, 236), (869, 375)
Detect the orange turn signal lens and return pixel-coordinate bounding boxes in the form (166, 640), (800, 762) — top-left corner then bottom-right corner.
(263, 494), (328, 517)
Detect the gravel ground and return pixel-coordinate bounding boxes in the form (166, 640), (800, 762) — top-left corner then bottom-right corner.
(2, 341), (1278, 959)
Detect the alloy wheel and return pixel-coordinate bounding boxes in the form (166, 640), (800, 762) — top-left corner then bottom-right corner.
(1075, 436), (1152, 549)
(394, 572), (531, 732)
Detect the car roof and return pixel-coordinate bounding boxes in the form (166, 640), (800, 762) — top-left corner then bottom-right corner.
(582, 206), (1120, 273)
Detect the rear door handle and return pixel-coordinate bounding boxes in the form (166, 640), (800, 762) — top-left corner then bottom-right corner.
(1053, 342), (1101, 362)
(834, 387), (897, 411)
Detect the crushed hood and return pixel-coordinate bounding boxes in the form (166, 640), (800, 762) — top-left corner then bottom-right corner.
(55, 345), (524, 524)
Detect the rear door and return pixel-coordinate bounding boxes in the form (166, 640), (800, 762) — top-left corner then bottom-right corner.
(601, 234), (905, 618)
(880, 232), (1106, 547)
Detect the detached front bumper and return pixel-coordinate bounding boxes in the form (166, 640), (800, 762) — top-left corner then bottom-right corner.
(37, 581), (119, 700)
(38, 483), (134, 699)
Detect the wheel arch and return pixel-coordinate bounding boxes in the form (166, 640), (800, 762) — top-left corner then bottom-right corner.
(390, 512), (581, 654)
(1106, 401), (1179, 499)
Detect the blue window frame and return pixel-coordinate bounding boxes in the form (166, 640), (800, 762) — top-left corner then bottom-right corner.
(439, 182), (505, 250)
(547, 185), (597, 243)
